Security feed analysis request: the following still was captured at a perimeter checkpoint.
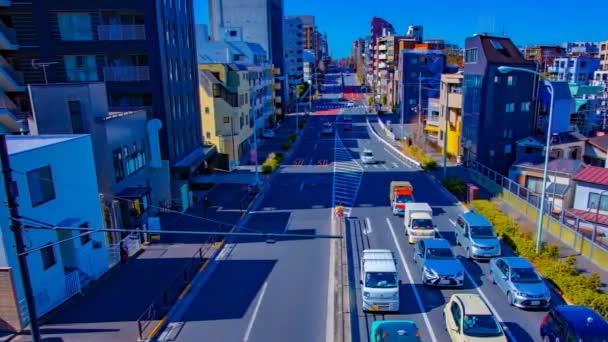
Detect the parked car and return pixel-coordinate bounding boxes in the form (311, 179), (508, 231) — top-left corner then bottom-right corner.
(444, 294), (507, 342)
(454, 211), (501, 260)
(344, 123), (353, 131)
(361, 149), (375, 164)
(414, 239), (464, 287)
(489, 257), (551, 309)
(262, 129), (275, 139)
(321, 122), (333, 135)
(540, 305), (608, 341)
(370, 320), (421, 341)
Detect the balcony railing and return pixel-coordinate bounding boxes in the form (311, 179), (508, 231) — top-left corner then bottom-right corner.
(0, 54), (24, 91)
(97, 25), (146, 41)
(103, 66), (150, 82)
(0, 18), (17, 49)
(378, 45), (387, 51)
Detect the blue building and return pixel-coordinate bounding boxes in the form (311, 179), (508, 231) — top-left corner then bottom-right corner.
(548, 56), (600, 85)
(397, 50), (445, 123)
(461, 34), (537, 173)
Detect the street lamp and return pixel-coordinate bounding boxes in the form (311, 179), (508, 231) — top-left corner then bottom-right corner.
(307, 79), (313, 113)
(498, 65), (554, 254)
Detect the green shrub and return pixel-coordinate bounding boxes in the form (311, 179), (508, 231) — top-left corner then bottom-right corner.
(470, 199), (608, 319)
(261, 163), (273, 174)
(403, 144), (437, 170)
(288, 134), (296, 143)
(273, 152), (284, 162)
(282, 142), (292, 150)
(442, 178), (466, 195)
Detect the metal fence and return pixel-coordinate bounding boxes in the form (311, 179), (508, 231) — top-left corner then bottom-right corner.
(465, 159), (608, 259)
(136, 243), (214, 340)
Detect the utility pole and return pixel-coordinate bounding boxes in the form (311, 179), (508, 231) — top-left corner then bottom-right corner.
(0, 134), (41, 342)
(442, 79), (450, 179)
(418, 72), (422, 142)
(230, 118), (236, 170)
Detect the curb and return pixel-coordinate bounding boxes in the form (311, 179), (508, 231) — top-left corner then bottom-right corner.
(365, 117), (420, 168)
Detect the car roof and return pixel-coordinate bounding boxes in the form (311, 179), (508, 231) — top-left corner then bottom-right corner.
(555, 305), (608, 333)
(459, 211), (492, 226)
(370, 320), (419, 341)
(363, 148), (373, 152)
(420, 238), (450, 249)
(453, 294), (492, 316)
(499, 257), (533, 268)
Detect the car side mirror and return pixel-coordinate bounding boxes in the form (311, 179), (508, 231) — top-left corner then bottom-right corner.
(398, 279), (402, 285)
(359, 280), (363, 285)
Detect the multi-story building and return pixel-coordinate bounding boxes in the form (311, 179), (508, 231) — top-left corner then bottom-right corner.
(0, 134), (108, 331)
(0, 1), (23, 133)
(303, 50), (316, 83)
(197, 40), (275, 167)
(461, 34), (536, 173)
(548, 56), (600, 85)
(0, 1), (203, 204)
(405, 25), (423, 43)
(594, 41), (608, 88)
(283, 16), (304, 89)
(397, 50), (446, 124)
(26, 82), (172, 242)
(522, 45), (565, 72)
(375, 35), (405, 108)
(437, 73), (464, 158)
(563, 41), (600, 57)
(367, 17), (394, 87)
(208, 0), (284, 78)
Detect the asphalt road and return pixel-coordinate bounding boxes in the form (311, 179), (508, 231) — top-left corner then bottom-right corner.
(338, 72), (563, 342)
(158, 75), (345, 342)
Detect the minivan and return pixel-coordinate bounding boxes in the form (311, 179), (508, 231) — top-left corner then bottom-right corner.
(454, 211), (501, 260)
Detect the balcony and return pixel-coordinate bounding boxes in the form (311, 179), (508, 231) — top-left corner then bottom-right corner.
(378, 62), (387, 69)
(0, 92), (20, 131)
(0, 18), (17, 50)
(448, 92), (462, 109)
(273, 82), (281, 90)
(378, 54), (387, 60)
(0, 55), (24, 92)
(103, 66), (150, 82)
(274, 96), (282, 104)
(378, 45), (387, 51)
(97, 25), (145, 41)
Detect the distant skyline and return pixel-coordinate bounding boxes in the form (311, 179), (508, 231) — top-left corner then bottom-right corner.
(195, 0), (608, 59)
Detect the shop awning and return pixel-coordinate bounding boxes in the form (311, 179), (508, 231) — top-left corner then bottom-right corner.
(424, 125), (439, 133)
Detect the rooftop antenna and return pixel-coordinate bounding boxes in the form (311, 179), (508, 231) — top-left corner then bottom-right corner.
(31, 59), (58, 84)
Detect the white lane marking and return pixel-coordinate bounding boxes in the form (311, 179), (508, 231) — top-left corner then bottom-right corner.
(364, 217), (373, 235)
(382, 164), (389, 170)
(300, 182), (305, 192)
(444, 221), (515, 341)
(386, 218), (437, 342)
(392, 162), (399, 168)
(383, 148), (410, 167)
(448, 219), (456, 226)
(243, 281), (269, 341)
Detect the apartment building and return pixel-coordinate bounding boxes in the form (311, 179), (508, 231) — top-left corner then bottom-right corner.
(594, 41), (608, 87)
(437, 73), (464, 158)
(461, 34), (537, 174)
(283, 16), (304, 89)
(0, 135), (108, 331)
(0, 1), (203, 204)
(26, 82), (172, 242)
(0, 2), (24, 133)
(522, 45), (565, 72)
(548, 56), (600, 85)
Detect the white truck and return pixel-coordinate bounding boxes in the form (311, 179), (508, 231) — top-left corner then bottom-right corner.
(360, 249), (400, 312)
(404, 203), (436, 244)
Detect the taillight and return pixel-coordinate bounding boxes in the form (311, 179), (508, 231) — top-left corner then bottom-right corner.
(541, 314), (549, 325)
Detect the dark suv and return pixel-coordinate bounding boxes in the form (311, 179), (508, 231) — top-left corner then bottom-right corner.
(540, 305), (608, 342)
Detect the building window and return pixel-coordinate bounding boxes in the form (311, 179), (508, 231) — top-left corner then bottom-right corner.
(588, 192), (608, 211)
(206, 132), (211, 139)
(507, 76), (516, 86)
(113, 149), (125, 182)
(504, 144), (512, 154)
(68, 100), (84, 133)
(27, 166), (56, 207)
(465, 48), (478, 63)
(505, 103), (515, 112)
(223, 116), (230, 124)
(64, 55), (97, 81)
(230, 30), (238, 37)
(57, 13), (92, 41)
(80, 222), (91, 245)
(521, 101), (531, 112)
(494, 76), (499, 83)
(41, 245), (56, 270)
(205, 107), (210, 114)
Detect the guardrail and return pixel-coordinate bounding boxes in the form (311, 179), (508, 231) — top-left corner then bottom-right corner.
(366, 117), (421, 169)
(466, 159), (608, 268)
(375, 116), (396, 141)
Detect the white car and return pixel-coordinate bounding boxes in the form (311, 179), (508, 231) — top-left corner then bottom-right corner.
(361, 149), (375, 164)
(262, 129), (275, 139)
(347, 101), (355, 107)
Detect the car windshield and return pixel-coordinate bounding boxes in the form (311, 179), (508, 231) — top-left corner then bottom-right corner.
(396, 195), (413, 203)
(363, 151), (373, 157)
(470, 226), (497, 238)
(365, 272), (398, 288)
(425, 247), (454, 260)
(412, 219), (433, 230)
(510, 267), (541, 283)
(463, 314), (503, 338)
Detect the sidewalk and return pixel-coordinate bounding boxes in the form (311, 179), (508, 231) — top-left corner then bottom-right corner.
(13, 183), (254, 342)
(240, 115), (298, 166)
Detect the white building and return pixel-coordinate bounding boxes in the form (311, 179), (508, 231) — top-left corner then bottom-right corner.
(283, 16), (304, 89)
(0, 135), (108, 332)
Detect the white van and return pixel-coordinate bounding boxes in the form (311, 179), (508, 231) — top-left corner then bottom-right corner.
(360, 249), (400, 312)
(404, 203), (436, 244)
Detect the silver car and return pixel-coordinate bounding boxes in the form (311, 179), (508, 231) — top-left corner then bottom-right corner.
(414, 238), (464, 287)
(489, 257), (551, 309)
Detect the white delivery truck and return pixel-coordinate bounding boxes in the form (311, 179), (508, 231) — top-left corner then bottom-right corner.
(360, 249), (400, 312)
(404, 203), (436, 244)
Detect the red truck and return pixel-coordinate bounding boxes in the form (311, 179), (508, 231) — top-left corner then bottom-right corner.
(390, 181), (414, 216)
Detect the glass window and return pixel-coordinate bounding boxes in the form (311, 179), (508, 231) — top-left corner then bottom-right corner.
(364, 272), (398, 288)
(465, 48), (478, 63)
(64, 55), (98, 81)
(79, 222), (91, 245)
(507, 76), (516, 86)
(27, 166), (56, 207)
(510, 267), (541, 283)
(68, 100), (84, 133)
(450, 302), (461, 332)
(113, 149), (125, 182)
(463, 315), (503, 337)
(588, 192), (608, 211)
(521, 102), (531, 112)
(57, 13), (92, 41)
(426, 248), (454, 260)
(505, 103), (515, 112)
(41, 245), (56, 270)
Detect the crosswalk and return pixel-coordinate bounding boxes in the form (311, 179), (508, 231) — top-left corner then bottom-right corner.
(332, 132), (364, 217)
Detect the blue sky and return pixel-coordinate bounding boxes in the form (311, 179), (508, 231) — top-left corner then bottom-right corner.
(195, 0), (608, 59)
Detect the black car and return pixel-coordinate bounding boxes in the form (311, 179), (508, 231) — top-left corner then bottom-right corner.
(540, 305), (608, 341)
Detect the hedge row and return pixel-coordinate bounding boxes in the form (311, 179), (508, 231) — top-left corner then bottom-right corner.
(402, 144), (437, 170)
(470, 199), (608, 319)
(261, 152), (284, 174)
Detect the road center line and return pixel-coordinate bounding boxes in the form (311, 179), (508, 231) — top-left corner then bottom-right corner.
(365, 217), (373, 235)
(300, 182), (305, 192)
(243, 281), (269, 342)
(386, 218), (437, 342)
